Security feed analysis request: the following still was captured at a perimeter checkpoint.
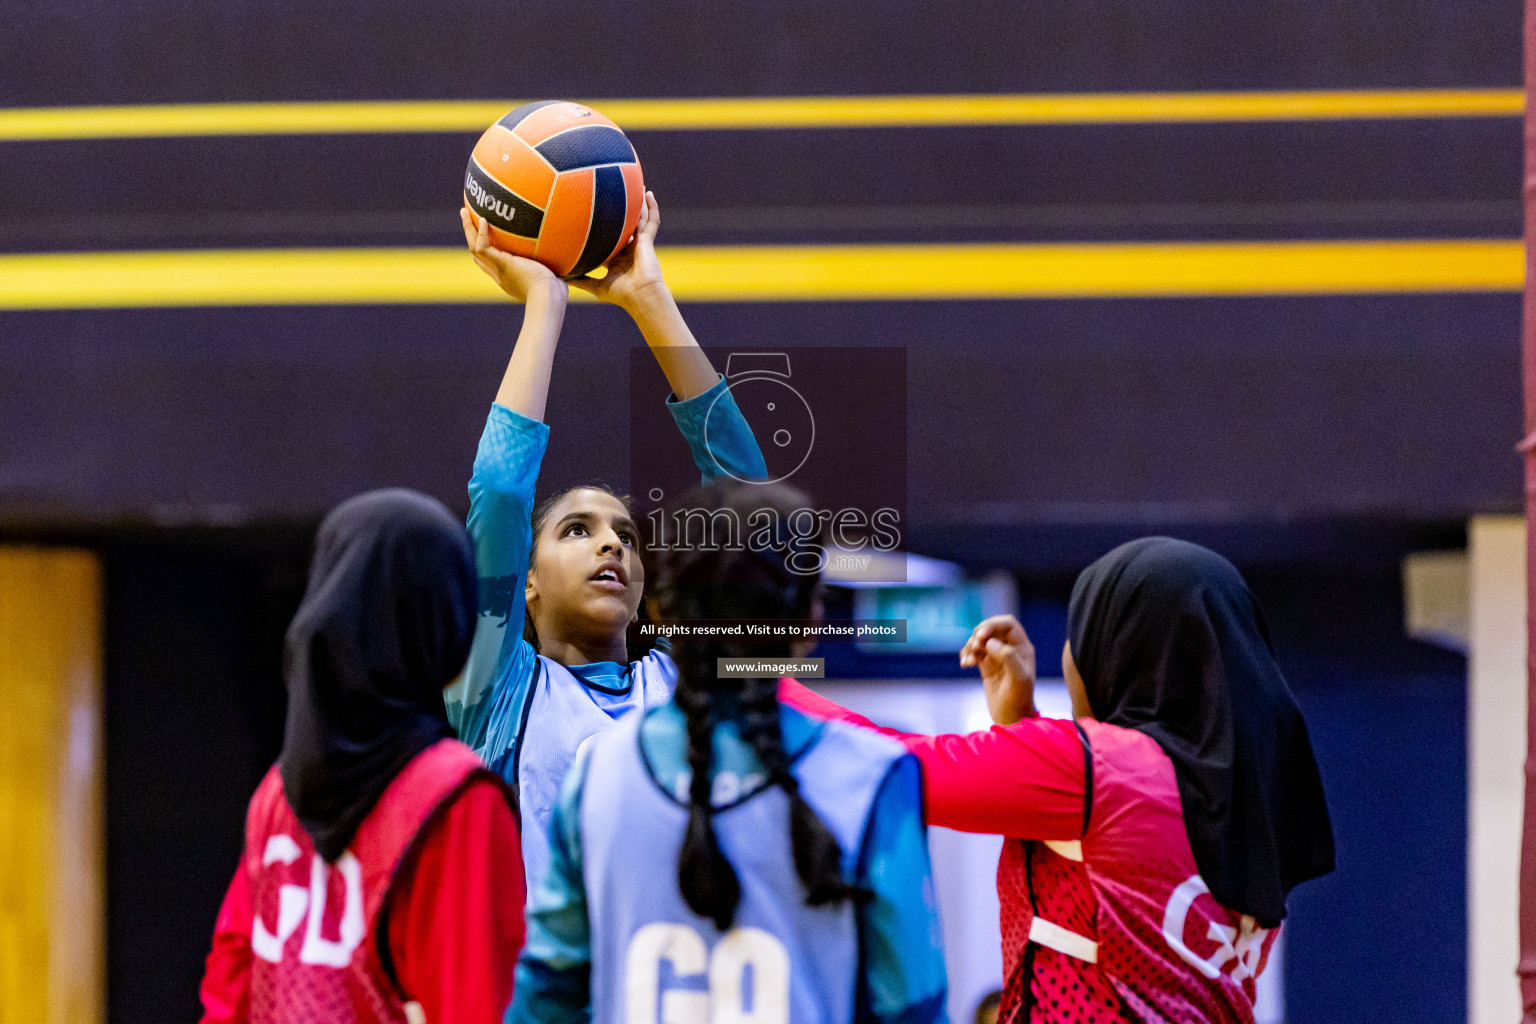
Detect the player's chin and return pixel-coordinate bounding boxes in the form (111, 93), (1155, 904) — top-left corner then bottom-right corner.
(579, 594), (634, 633)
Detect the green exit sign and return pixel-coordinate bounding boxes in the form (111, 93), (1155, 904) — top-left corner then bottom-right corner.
(853, 574), (1017, 653)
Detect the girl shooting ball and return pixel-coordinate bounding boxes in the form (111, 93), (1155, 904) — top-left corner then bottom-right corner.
(447, 193), (768, 893)
(507, 480), (948, 1024)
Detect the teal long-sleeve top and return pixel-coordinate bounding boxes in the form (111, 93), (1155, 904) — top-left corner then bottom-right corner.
(444, 373), (769, 779)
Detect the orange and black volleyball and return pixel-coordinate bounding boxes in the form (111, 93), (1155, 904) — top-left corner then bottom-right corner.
(463, 101), (645, 279)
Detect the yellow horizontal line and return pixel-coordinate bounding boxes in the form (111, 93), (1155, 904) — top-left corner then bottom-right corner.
(0, 240), (1519, 309)
(0, 89), (1521, 141)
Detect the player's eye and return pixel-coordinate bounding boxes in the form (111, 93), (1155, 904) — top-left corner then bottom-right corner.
(564, 523), (588, 537)
(619, 531), (636, 547)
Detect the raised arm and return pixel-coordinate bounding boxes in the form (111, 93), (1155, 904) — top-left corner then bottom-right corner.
(446, 211), (567, 751)
(463, 209), (570, 421)
(902, 721), (1087, 840)
(570, 193), (768, 483)
(780, 613), (1088, 841)
(782, 678), (1087, 842)
(569, 192), (714, 401)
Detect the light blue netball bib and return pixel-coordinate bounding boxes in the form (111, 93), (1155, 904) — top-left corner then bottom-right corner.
(578, 710), (907, 1024)
(512, 650), (675, 895)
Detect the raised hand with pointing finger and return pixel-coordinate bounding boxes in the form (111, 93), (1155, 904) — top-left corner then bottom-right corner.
(960, 614), (1037, 725)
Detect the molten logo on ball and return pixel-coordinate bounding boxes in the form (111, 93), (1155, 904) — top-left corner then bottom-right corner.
(462, 100), (645, 279)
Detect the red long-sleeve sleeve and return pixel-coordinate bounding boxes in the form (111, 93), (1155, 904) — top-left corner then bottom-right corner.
(199, 861), (254, 1024)
(779, 677), (1087, 840)
(386, 775), (526, 1024)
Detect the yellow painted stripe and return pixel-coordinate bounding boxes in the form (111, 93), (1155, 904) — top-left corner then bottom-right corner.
(0, 240), (1519, 309)
(0, 89), (1522, 141)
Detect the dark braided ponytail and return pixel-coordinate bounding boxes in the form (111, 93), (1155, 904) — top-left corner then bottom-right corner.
(654, 480), (854, 930)
(673, 655), (739, 929)
(739, 675), (860, 906)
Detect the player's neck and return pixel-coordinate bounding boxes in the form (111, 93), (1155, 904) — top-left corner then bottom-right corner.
(541, 632), (629, 668)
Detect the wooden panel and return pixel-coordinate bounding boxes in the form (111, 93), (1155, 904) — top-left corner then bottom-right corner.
(0, 548), (103, 1024)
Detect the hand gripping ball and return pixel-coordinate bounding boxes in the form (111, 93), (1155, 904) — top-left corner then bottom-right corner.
(463, 101), (645, 278)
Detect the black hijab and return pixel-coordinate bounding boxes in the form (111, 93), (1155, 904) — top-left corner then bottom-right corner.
(1067, 537), (1334, 926)
(279, 489), (477, 862)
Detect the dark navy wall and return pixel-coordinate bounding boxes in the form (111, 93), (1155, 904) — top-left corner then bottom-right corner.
(1258, 564), (1467, 1024)
(0, 295), (1518, 526)
(0, 120), (1519, 252)
(0, 0), (1518, 105)
(0, 3), (1522, 525)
